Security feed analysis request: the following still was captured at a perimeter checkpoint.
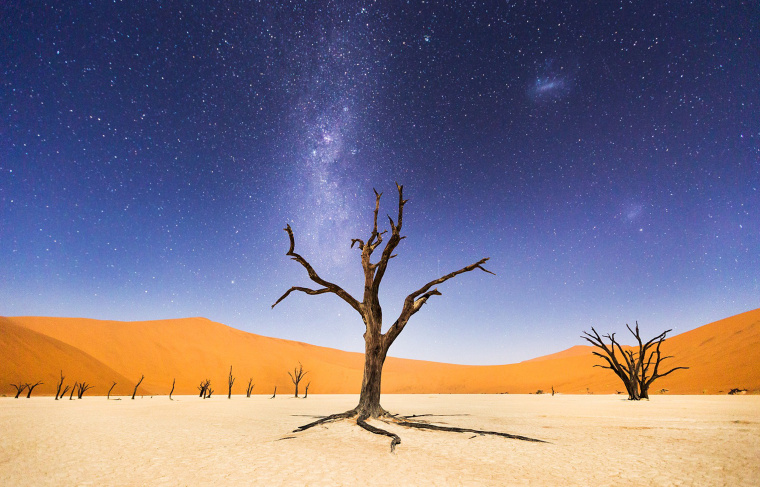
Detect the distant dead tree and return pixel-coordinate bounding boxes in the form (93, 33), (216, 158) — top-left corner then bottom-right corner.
(59, 385), (70, 400)
(108, 382), (117, 399)
(246, 379), (255, 397)
(272, 184), (544, 451)
(205, 383), (214, 399)
(228, 366), (235, 399)
(288, 362), (308, 398)
(11, 383), (26, 398)
(303, 382), (311, 399)
(582, 323), (689, 400)
(69, 382), (77, 400)
(25, 381), (43, 398)
(198, 380), (210, 398)
(132, 375), (144, 400)
(76, 382), (93, 399)
(169, 379), (175, 400)
(55, 371), (65, 400)
(270, 386), (276, 399)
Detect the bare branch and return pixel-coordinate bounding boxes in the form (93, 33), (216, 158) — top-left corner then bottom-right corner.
(384, 257), (493, 346)
(272, 224), (362, 314)
(272, 286), (332, 308)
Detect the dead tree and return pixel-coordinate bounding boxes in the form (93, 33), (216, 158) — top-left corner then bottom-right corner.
(25, 381), (43, 398)
(626, 323), (689, 399)
(11, 383), (26, 398)
(198, 380), (210, 398)
(132, 375), (144, 400)
(69, 382), (77, 400)
(169, 378), (175, 400)
(108, 382), (117, 399)
(55, 371), (65, 400)
(246, 379), (255, 397)
(582, 323), (688, 400)
(228, 366), (235, 399)
(303, 382), (311, 399)
(272, 184), (543, 451)
(76, 382), (93, 399)
(288, 363), (308, 398)
(270, 386), (276, 399)
(205, 384), (214, 399)
(59, 385), (70, 400)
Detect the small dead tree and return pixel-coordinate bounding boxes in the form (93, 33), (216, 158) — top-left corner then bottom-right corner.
(132, 375), (144, 400)
(76, 382), (94, 399)
(59, 385), (70, 400)
(270, 386), (277, 399)
(273, 184), (544, 451)
(582, 323), (689, 400)
(288, 362), (308, 398)
(11, 383), (26, 398)
(169, 378), (175, 400)
(198, 379), (210, 398)
(205, 383), (214, 399)
(246, 379), (255, 397)
(55, 371), (65, 400)
(69, 382), (77, 400)
(303, 382), (311, 399)
(25, 381), (43, 398)
(108, 382), (117, 399)
(228, 366), (235, 399)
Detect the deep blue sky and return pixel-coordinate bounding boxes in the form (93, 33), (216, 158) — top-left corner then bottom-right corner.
(2, 1), (758, 364)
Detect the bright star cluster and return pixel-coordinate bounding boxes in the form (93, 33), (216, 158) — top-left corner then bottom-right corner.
(2, 2), (758, 364)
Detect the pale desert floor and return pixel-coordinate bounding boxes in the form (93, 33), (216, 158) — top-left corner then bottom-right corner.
(1, 394), (758, 486)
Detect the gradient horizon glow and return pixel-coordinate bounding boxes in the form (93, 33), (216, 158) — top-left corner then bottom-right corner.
(2, 2), (758, 365)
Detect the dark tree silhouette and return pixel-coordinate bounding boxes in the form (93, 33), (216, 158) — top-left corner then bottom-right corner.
(270, 386), (276, 399)
(132, 375), (144, 400)
(582, 323), (689, 400)
(198, 379), (213, 398)
(288, 363), (308, 398)
(55, 371), (65, 400)
(303, 382), (311, 399)
(11, 383), (26, 398)
(59, 385), (70, 400)
(228, 366), (235, 399)
(25, 381), (43, 398)
(246, 379), (255, 398)
(169, 378), (175, 400)
(108, 381), (117, 399)
(69, 382), (77, 400)
(273, 184), (544, 451)
(76, 382), (93, 399)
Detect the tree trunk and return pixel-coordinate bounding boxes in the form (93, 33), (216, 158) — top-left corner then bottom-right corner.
(355, 333), (388, 418)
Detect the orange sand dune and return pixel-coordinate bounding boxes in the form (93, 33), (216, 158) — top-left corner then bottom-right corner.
(2, 309), (758, 397)
(0, 318), (138, 396)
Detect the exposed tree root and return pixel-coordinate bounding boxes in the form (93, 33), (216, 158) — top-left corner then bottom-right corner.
(292, 409), (357, 432)
(357, 414), (401, 452)
(388, 418), (547, 444)
(289, 409), (546, 452)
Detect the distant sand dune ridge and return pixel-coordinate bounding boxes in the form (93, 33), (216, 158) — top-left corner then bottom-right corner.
(1, 309), (758, 397)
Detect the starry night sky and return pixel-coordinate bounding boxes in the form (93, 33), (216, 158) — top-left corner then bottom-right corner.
(2, 1), (758, 364)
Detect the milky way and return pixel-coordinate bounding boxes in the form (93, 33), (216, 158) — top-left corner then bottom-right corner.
(2, 2), (758, 364)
